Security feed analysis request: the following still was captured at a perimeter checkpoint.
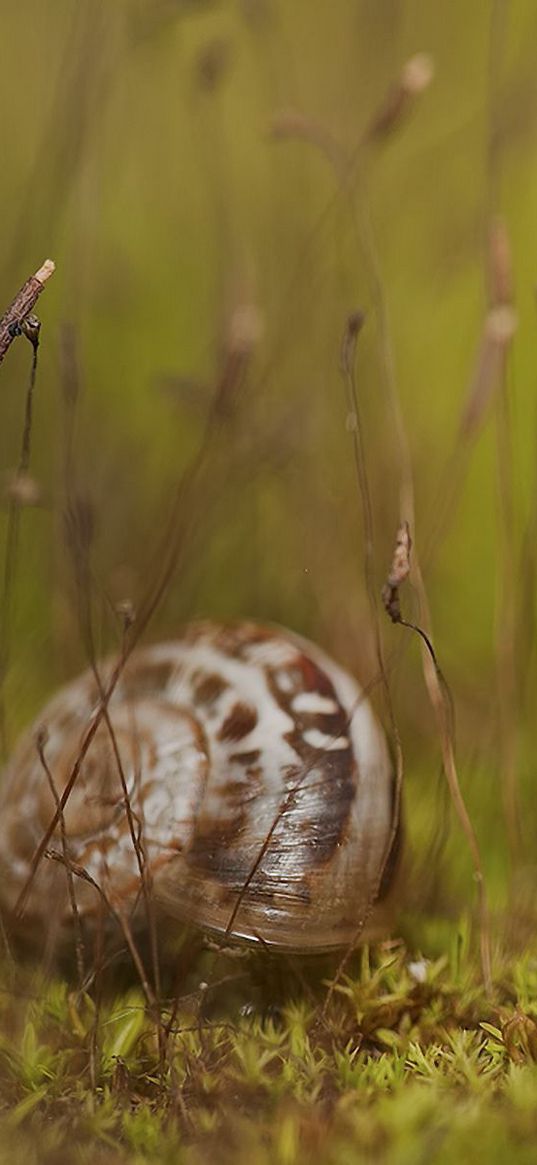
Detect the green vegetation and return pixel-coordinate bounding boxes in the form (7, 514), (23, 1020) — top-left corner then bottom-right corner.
(2, 942), (537, 1163)
(2, 0), (537, 1160)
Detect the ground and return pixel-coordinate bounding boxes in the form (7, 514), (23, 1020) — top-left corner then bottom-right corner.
(2, 935), (537, 1164)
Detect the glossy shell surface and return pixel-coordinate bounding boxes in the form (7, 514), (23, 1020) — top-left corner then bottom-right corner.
(0, 621), (396, 952)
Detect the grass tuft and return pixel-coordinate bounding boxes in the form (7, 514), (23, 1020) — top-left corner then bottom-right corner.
(0, 939), (537, 1161)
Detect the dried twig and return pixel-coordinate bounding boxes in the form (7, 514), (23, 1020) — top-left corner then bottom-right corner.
(37, 730), (86, 984)
(44, 848), (156, 1008)
(270, 109), (346, 173)
(268, 72), (434, 1009)
(381, 521), (438, 666)
(487, 221), (520, 864)
(381, 520), (412, 626)
(382, 525), (492, 995)
(323, 75), (492, 993)
(364, 53), (434, 143)
(15, 301), (258, 921)
(134, 301), (259, 640)
(485, 0), (521, 870)
(0, 309), (45, 755)
(58, 334), (165, 1054)
(14, 650), (127, 919)
(459, 303), (517, 440)
(322, 315), (405, 1013)
(262, 52), (434, 416)
(0, 260), (55, 366)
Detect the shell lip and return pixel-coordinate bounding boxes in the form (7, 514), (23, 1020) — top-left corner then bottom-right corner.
(162, 910), (391, 956)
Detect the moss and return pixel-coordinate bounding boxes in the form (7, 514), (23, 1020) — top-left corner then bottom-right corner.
(1, 939), (537, 1162)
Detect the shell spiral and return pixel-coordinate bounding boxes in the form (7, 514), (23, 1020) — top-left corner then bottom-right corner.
(0, 621), (396, 952)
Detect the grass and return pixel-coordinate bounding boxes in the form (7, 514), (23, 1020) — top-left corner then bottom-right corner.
(2, 3), (537, 1161)
(1, 936), (537, 1163)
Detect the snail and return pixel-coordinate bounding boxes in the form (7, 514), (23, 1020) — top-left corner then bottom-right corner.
(0, 620), (397, 954)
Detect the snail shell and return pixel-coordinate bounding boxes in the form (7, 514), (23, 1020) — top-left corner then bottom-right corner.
(0, 621), (396, 953)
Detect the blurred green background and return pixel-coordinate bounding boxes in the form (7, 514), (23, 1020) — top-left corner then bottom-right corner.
(1, 0), (537, 944)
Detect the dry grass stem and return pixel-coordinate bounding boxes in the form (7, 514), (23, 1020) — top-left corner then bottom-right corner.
(382, 525), (492, 995)
(323, 88), (494, 988)
(0, 260), (55, 365)
(0, 322), (43, 755)
(364, 53), (434, 142)
(269, 109), (346, 172)
(15, 298), (258, 1005)
(268, 71), (435, 1002)
(486, 214), (520, 864)
(36, 731), (86, 985)
(460, 304), (517, 439)
(422, 248), (517, 574)
(58, 336), (165, 1052)
(381, 521), (412, 625)
(322, 315), (405, 1012)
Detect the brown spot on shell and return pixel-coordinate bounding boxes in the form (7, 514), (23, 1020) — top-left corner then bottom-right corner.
(192, 672), (229, 707)
(220, 779), (249, 802)
(212, 623), (274, 659)
(184, 621), (276, 660)
(187, 766), (264, 886)
(48, 705), (83, 738)
(264, 651), (356, 867)
(187, 814), (249, 881)
(217, 702), (258, 743)
(229, 749), (261, 766)
(121, 658), (178, 699)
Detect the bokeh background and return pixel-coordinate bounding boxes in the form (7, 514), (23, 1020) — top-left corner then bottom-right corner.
(2, 0), (537, 952)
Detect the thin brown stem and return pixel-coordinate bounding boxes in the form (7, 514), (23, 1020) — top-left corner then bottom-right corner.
(486, 1), (521, 869)
(44, 848), (155, 1009)
(58, 338), (166, 1054)
(37, 733), (86, 985)
(381, 526), (492, 996)
(15, 312), (255, 925)
(0, 336), (41, 756)
(322, 318), (404, 1012)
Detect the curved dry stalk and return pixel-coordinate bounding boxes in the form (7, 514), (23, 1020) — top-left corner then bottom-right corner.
(347, 145), (493, 996)
(37, 732), (86, 985)
(486, 0), (522, 870)
(322, 316), (404, 1013)
(381, 524), (492, 995)
(15, 301), (258, 923)
(286, 73), (492, 994)
(0, 320), (44, 756)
